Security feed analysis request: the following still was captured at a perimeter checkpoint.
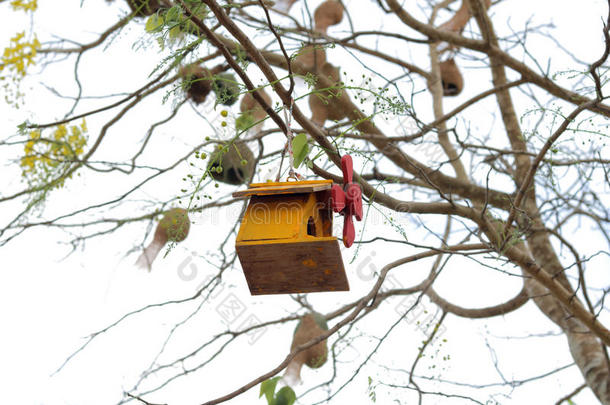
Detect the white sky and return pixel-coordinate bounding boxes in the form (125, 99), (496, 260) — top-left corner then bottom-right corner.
(1, 0), (609, 404)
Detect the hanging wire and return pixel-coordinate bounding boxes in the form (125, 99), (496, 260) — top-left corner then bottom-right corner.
(275, 144), (286, 182)
(275, 97), (302, 182)
(255, 0), (301, 183)
(284, 98), (296, 179)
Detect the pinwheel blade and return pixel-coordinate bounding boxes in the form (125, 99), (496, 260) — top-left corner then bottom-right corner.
(341, 154), (353, 184)
(331, 184), (346, 213)
(343, 214), (355, 248)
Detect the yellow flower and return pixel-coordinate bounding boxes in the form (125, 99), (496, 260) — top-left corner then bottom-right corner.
(24, 140), (34, 154)
(53, 124), (68, 140)
(1, 32), (40, 78)
(70, 125), (81, 137)
(10, 0), (38, 12)
(20, 120), (88, 186)
(20, 155), (35, 170)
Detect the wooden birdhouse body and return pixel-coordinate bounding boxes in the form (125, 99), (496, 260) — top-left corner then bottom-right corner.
(233, 180), (349, 295)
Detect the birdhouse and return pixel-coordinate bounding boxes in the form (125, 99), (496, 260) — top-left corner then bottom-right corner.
(232, 156), (363, 295)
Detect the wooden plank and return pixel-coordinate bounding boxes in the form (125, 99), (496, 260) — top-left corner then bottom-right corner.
(248, 180), (333, 188)
(232, 183), (331, 198)
(236, 239), (349, 295)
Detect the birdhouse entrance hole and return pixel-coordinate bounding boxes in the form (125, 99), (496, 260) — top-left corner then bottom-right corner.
(233, 180), (349, 295)
(307, 217), (316, 236)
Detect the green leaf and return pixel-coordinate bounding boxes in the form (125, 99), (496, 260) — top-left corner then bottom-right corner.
(292, 133), (309, 168)
(259, 377), (281, 404)
(164, 6), (182, 23)
(190, 3), (208, 20)
(17, 121), (29, 134)
(235, 111), (255, 132)
(145, 14), (164, 33)
(274, 386), (296, 405)
(169, 25), (182, 39)
(155, 36), (165, 50)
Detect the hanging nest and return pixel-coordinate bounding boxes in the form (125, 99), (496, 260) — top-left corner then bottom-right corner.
(238, 88), (272, 133)
(136, 208), (190, 271)
(122, 0), (170, 17)
(208, 142), (255, 185)
(308, 62), (351, 126)
(294, 44), (327, 74)
(179, 64), (212, 105)
(438, 0), (491, 33)
(285, 312), (329, 384)
(439, 58), (463, 96)
(212, 72), (241, 106)
(314, 0), (344, 33)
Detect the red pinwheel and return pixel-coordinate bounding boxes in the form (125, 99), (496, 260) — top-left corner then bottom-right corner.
(330, 155), (363, 248)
